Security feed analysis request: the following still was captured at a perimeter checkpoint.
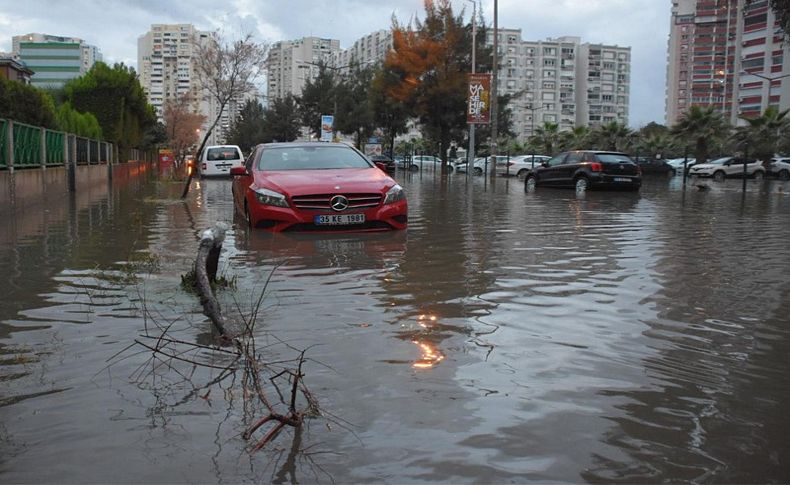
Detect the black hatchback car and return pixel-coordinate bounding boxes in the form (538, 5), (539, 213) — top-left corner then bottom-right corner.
(369, 154), (396, 173)
(524, 150), (641, 192)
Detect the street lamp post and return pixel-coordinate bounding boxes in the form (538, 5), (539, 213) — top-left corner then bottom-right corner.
(466, 0), (477, 173)
(741, 70), (790, 114)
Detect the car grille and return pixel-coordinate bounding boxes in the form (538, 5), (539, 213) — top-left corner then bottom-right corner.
(291, 193), (382, 211)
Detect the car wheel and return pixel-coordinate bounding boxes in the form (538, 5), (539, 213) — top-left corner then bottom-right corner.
(574, 176), (589, 193)
(779, 169), (790, 181)
(713, 170), (726, 182)
(409, 164), (419, 172)
(753, 170), (765, 181)
(517, 168), (528, 179)
(525, 175), (537, 192)
(473, 167), (483, 175)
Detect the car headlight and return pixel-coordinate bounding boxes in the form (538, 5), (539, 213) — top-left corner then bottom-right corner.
(383, 184), (405, 205)
(253, 187), (289, 208)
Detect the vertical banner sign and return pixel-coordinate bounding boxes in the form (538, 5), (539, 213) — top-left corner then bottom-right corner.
(320, 115), (334, 142)
(467, 73), (492, 124)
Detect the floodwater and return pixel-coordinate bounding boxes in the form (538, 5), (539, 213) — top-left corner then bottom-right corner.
(1, 167), (790, 483)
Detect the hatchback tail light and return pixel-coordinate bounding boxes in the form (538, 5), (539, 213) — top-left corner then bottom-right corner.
(202, 163), (207, 170)
(590, 162), (603, 172)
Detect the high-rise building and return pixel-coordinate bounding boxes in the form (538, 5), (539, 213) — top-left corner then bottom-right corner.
(333, 29), (393, 70)
(490, 29), (631, 141)
(665, 0), (790, 126)
(266, 37), (340, 100)
(137, 24), (208, 121)
(11, 33), (102, 89)
(138, 24), (253, 146)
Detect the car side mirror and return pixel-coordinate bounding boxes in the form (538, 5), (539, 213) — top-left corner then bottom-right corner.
(230, 166), (247, 176)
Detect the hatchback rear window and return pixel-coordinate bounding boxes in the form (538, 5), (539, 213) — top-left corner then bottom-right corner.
(595, 153), (633, 163)
(207, 147), (242, 161)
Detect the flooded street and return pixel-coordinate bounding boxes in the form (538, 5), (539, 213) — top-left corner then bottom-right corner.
(2, 168), (790, 483)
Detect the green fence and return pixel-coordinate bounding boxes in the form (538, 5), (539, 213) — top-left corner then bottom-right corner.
(0, 119), (6, 169)
(0, 118), (114, 169)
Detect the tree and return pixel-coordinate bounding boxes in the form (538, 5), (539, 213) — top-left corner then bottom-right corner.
(592, 121), (633, 152)
(559, 125), (591, 151)
(0, 76), (57, 128)
(63, 62), (156, 158)
(371, 66), (410, 156)
(529, 122), (561, 156)
(182, 31), (268, 198)
(298, 63), (337, 139)
(226, 99), (265, 153)
(732, 106), (789, 166)
(163, 94), (206, 166)
(55, 102), (103, 139)
(671, 105), (729, 165)
(262, 95), (301, 143)
(385, 0), (489, 169)
(335, 63), (376, 148)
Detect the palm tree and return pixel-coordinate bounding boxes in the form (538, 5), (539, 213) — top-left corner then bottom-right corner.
(560, 125), (591, 151)
(592, 121), (633, 152)
(530, 122), (560, 155)
(732, 106), (789, 166)
(670, 105), (729, 165)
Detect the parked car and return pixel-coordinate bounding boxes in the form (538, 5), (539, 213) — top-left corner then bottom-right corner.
(230, 142), (408, 232)
(199, 145), (245, 177)
(688, 156), (766, 181)
(412, 155), (443, 167)
(369, 154), (396, 173)
(502, 155), (551, 178)
(524, 150), (641, 192)
(635, 158), (676, 176)
(666, 157), (696, 175)
(768, 157), (790, 181)
(457, 155), (510, 175)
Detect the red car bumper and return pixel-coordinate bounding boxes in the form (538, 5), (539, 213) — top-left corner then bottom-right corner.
(246, 197), (408, 232)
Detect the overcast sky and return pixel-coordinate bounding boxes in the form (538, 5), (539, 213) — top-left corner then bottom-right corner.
(0, 0), (671, 127)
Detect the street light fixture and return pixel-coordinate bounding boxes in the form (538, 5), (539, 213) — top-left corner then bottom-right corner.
(739, 69), (790, 114)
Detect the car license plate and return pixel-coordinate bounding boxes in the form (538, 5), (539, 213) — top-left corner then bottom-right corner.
(314, 214), (365, 225)
(614, 177), (630, 182)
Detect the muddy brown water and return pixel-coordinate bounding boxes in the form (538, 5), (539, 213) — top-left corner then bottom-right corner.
(1, 169), (789, 483)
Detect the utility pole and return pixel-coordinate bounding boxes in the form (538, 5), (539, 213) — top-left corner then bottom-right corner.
(489, 0), (498, 179)
(467, 0), (476, 174)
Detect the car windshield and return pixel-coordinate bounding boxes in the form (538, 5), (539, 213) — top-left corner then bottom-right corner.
(258, 146), (372, 171)
(595, 153), (633, 163)
(207, 147), (241, 160)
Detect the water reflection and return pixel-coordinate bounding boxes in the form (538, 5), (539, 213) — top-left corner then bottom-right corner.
(1, 171), (789, 483)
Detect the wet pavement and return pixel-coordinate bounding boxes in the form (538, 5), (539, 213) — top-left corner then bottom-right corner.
(1, 168), (789, 483)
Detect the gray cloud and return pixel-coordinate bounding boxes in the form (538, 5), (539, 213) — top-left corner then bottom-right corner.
(0, 0), (670, 126)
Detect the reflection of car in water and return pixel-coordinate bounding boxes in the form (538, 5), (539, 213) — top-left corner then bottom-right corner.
(235, 230), (408, 269)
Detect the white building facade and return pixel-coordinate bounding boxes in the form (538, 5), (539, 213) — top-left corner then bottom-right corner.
(489, 29), (631, 141)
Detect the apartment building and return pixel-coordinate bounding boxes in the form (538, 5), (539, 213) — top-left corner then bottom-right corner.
(333, 29), (393, 71)
(137, 24), (208, 121)
(490, 29), (631, 141)
(266, 37), (340, 100)
(666, 0), (789, 126)
(11, 33), (102, 89)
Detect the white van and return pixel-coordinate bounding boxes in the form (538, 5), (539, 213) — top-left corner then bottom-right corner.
(199, 145), (244, 177)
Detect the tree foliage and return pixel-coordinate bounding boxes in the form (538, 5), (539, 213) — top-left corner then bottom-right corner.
(163, 94), (206, 164)
(385, 0), (497, 166)
(733, 106), (789, 164)
(671, 105), (729, 164)
(299, 63), (337, 139)
(335, 63), (376, 148)
(63, 62), (156, 150)
(262, 95), (301, 143)
(0, 76), (57, 128)
(55, 102), (103, 139)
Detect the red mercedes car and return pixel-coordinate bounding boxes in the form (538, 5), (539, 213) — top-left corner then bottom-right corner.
(231, 142), (408, 232)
